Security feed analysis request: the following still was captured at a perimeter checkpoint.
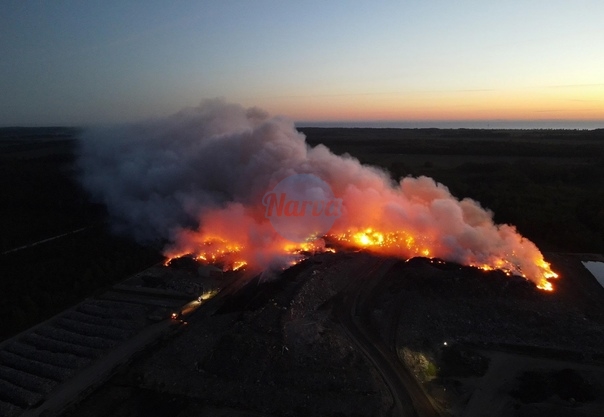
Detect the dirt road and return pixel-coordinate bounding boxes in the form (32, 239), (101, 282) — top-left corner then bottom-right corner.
(333, 257), (442, 417)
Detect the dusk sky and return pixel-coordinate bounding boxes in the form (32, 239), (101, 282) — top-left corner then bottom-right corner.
(1, 1), (603, 126)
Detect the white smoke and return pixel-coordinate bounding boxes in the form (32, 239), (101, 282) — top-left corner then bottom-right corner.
(78, 99), (303, 241)
(77, 99), (555, 287)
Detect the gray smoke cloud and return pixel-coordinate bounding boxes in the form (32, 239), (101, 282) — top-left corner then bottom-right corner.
(78, 99), (309, 242)
(77, 99), (556, 288)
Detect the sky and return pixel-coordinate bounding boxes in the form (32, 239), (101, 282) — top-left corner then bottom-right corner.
(1, 0), (603, 127)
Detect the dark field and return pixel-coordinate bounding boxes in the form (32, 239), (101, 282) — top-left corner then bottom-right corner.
(0, 128), (162, 341)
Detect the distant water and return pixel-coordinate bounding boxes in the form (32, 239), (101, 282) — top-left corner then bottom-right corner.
(582, 261), (604, 288)
(297, 120), (604, 130)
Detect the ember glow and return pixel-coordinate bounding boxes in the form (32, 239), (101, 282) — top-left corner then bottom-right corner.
(80, 100), (558, 291)
(165, 218), (558, 291)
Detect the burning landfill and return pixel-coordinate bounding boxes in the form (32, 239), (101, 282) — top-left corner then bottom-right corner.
(78, 99), (557, 291)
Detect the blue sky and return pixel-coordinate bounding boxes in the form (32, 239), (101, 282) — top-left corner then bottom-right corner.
(1, 1), (603, 126)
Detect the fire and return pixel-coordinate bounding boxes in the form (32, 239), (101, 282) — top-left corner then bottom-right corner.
(81, 101), (561, 297)
(473, 258), (558, 291)
(283, 241), (324, 254)
(332, 228), (434, 262)
(344, 227), (557, 290)
(164, 234), (328, 273)
(164, 236), (246, 269)
(164, 225), (558, 292)
(232, 260), (247, 271)
(353, 228), (384, 246)
(536, 260), (558, 291)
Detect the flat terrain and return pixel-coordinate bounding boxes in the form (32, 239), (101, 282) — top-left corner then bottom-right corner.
(2, 127), (604, 416)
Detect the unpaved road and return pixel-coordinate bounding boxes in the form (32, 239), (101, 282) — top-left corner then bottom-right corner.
(333, 257), (442, 417)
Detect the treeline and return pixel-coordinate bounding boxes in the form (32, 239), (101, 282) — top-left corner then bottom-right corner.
(302, 127), (604, 158)
(0, 126), (80, 139)
(304, 135), (604, 159)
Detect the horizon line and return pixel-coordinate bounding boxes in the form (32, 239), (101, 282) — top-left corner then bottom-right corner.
(2, 119), (604, 130)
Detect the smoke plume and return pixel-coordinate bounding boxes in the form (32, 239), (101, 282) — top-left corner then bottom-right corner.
(78, 99), (556, 288)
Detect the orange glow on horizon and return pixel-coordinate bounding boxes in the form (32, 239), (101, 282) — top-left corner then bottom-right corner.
(255, 85), (604, 123)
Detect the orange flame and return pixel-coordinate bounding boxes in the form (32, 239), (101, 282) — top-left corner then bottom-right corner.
(164, 225), (558, 291)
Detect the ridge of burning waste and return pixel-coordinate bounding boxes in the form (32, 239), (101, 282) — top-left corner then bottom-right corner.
(79, 99), (558, 292)
(164, 226), (557, 291)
